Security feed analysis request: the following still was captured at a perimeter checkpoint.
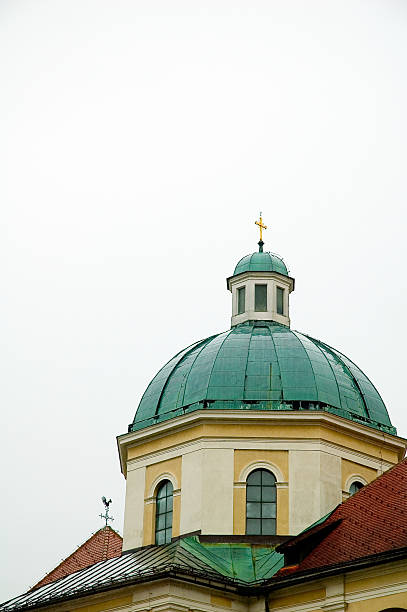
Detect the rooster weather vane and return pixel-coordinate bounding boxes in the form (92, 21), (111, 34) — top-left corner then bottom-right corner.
(100, 496), (114, 526)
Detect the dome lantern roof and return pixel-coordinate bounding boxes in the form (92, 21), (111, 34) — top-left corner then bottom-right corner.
(227, 248), (294, 328)
(227, 216), (294, 327)
(231, 250), (290, 278)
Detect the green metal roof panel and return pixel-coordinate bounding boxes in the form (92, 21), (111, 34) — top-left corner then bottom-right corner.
(134, 337), (209, 425)
(233, 251), (289, 277)
(131, 322), (395, 434)
(181, 538), (284, 583)
(0, 537), (286, 610)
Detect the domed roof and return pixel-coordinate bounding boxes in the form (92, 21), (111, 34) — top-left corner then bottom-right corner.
(233, 251), (289, 277)
(130, 321), (395, 435)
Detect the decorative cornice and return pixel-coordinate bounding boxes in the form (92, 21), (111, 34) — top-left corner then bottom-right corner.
(117, 410), (406, 475)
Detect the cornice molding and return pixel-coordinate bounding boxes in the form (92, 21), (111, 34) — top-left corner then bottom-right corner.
(117, 410), (405, 475)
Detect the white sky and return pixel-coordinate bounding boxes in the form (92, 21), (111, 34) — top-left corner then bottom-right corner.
(1, 0), (407, 603)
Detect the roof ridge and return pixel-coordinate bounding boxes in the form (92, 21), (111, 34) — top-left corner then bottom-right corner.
(154, 335), (218, 417)
(294, 331), (343, 411)
(303, 333), (387, 422)
(276, 458), (407, 575)
(30, 526), (122, 591)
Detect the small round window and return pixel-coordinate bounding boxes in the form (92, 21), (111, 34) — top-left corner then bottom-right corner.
(349, 481), (364, 496)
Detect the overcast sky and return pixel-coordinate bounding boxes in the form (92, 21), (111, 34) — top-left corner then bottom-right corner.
(1, 0), (407, 603)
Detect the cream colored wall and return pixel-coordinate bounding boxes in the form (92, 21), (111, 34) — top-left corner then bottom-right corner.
(47, 578), (249, 612)
(179, 447), (234, 535)
(267, 560), (407, 611)
(128, 579), (249, 612)
(321, 452), (342, 513)
(122, 465), (146, 551)
(120, 412), (405, 547)
(180, 449), (202, 534)
(229, 273), (292, 327)
(202, 448), (234, 533)
(289, 450), (341, 534)
(289, 451), (320, 534)
(123, 447), (235, 550)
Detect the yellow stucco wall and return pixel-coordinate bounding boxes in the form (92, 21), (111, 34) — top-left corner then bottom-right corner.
(143, 456), (182, 546)
(122, 415), (404, 544)
(347, 592), (407, 611)
(71, 594), (133, 612)
(24, 559), (407, 612)
(233, 450), (289, 535)
(210, 594), (233, 608)
(144, 456), (182, 496)
(126, 420), (402, 466)
(269, 586), (326, 609)
(341, 458), (378, 496)
(234, 449), (288, 481)
(345, 567), (407, 593)
(267, 562), (407, 611)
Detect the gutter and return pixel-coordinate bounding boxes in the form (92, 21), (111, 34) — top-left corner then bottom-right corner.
(251, 545), (407, 594)
(4, 546), (407, 611)
(0, 567), (241, 612)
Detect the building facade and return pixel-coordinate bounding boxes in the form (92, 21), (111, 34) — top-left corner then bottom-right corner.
(119, 245), (404, 550)
(2, 239), (407, 612)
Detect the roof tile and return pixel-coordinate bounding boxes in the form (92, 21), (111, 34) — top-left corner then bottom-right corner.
(31, 527), (122, 590)
(284, 458), (407, 573)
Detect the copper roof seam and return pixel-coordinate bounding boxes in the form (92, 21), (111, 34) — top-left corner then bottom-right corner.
(241, 324), (256, 402)
(307, 336), (375, 422)
(266, 324), (283, 403)
(179, 332), (225, 409)
(154, 336), (215, 418)
(301, 334), (367, 419)
(204, 328), (234, 400)
(296, 331), (343, 410)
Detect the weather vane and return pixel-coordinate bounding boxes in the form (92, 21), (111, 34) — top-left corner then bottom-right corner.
(255, 212), (267, 252)
(100, 496), (114, 526)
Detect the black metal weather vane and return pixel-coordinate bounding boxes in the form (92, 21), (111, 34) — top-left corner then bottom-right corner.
(100, 496), (114, 526)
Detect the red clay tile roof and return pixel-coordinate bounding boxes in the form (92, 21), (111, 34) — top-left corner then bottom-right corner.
(31, 526), (122, 590)
(280, 458), (407, 574)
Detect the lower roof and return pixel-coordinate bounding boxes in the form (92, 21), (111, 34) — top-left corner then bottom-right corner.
(0, 538), (284, 611)
(4, 460), (407, 611)
(31, 526), (122, 590)
(276, 457), (407, 577)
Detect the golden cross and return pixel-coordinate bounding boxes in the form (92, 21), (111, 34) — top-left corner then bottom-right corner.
(255, 212), (267, 241)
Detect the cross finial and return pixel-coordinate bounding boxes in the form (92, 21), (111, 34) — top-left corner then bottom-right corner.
(100, 496), (114, 527)
(255, 213), (267, 252)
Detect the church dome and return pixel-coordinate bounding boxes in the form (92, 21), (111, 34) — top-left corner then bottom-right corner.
(130, 321), (395, 435)
(232, 251), (289, 277)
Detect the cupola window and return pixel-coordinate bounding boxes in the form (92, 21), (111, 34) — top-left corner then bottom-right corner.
(255, 284), (267, 312)
(349, 481), (364, 496)
(155, 480), (173, 545)
(237, 286), (246, 314)
(246, 469), (277, 535)
(277, 287), (284, 315)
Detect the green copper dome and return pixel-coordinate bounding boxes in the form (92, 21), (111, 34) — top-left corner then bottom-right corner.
(130, 321), (395, 435)
(233, 252), (289, 277)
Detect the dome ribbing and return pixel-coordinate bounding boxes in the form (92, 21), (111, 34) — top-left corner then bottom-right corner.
(131, 321), (394, 435)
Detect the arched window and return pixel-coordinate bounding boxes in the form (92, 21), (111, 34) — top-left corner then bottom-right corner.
(155, 480), (173, 545)
(246, 469), (277, 535)
(349, 481), (364, 496)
